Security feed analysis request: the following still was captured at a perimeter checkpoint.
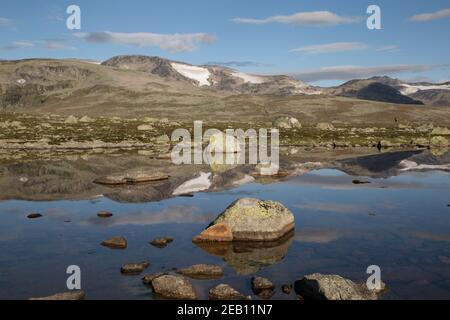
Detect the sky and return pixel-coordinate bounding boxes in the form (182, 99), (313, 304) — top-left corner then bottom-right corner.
(0, 0), (450, 86)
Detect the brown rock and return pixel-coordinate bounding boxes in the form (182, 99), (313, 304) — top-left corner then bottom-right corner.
(27, 213), (43, 219)
(97, 211), (113, 218)
(142, 273), (165, 285)
(120, 261), (150, 275)
(176, 264), (224, 279)
(192, 223), (233, 243)
(30, 291), (85, 300)
(101, 236), (127, 249)
(251, 276), (275, 293)
(150, 236), (174, 248)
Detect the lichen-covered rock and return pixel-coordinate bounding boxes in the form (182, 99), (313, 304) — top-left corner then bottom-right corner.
(193, 198), (295, 242)
(176, 264), (224, 279)
(30, 290), (85, 300)
(151, 275), (197, 300)
(192, 223), (233, 242)
(209, 284), (248, 300)
(294, 273), (386, 300)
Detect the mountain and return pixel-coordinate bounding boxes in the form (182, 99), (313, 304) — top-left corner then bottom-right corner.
(102, 55), (321, 95)
(0, 56), (449, 119)
(327, 76), (450, 106)
(327, 78), (424, 105)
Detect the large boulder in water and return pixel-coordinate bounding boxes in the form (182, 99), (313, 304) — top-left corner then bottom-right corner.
(294, 273), (386, 300)
(193, 198), (295, 242)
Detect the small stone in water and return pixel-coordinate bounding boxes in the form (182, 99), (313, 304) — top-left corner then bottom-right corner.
(150, 236), (174, 248)
(27, 213), (42, 219)
(97, 211), (113, 218)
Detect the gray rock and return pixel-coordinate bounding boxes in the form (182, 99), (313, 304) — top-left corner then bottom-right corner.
(273, 116), (301, 129)
(30, 290), (85, 300)
(151, 275), (197, 300)
(193, 198), (295, 242)
(176, 264), (224, 279)
(209, 284), (248, 300)
(316, 122), (335, 131)
(120, 261), (150, 275)
(294, 273), (386, 300)
(101, 236), (127, 249)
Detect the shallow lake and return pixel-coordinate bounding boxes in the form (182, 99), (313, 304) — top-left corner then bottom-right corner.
(1, 167), (450, 299)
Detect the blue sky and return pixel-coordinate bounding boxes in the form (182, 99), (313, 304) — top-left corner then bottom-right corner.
(1, 0), (450, 86)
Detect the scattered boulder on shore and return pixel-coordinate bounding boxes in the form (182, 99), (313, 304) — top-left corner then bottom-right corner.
(30, 290), (85, 300)
(151, 275), (197, 300)
(101, 236), (127, 249)
(150, 236), (174, 248)
(64, 115), (78, 124)
(209, 284), (248, 300)
(97, 211), (113, 218)
(176, 264), (224, 280)
(192, 198), (295, 242)
(294, 273), (386, 300)
(273, 116), (301, 129)
(316, 122), (335, 131)
(120, 262), (150, 275)
(27, 213), (43, 219)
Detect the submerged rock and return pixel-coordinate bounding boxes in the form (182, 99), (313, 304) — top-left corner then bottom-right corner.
(150, 236), (174, 248)
(176, 264), (224, 279)
(27, 213), (43, 219)
(151, 275), (197, 300)
(120, 262), (150, 275)
(94, 172), (169, 185)
(209, 284), (248, 300)
(97, 211), (113, 218)
(101, 236), (127, 249)
(30, 290), (85, 300)
(294, 273), (386, 300)
(192, 198), (295, 242)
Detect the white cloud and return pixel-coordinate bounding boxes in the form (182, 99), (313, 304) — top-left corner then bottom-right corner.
(376, 45), (400, 53)
(0, 40), (34, 51)
(42, 39), (76, 50)
(409, 8), (450, 22)
(75, 31), (216, 53)
(0, 17), (14, 27)
(232, 11), (361, 26)
(291, 64), (447, 82)
(291, 42), (368, 54)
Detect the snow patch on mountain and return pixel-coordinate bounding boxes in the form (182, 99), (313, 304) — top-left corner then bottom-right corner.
(400, 83), (450, 95)
(171, 63), (211, 86)
(231, 71), (266, 84)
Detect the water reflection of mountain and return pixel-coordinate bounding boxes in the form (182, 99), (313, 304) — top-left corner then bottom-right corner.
(0, 149), (449, 202)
